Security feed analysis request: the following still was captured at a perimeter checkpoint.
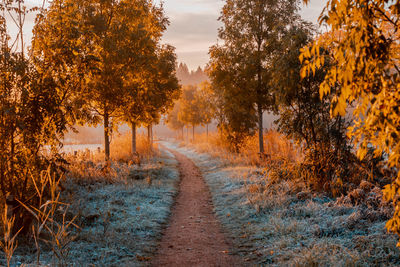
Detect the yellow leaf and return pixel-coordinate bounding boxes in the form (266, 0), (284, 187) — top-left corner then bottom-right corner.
(357, 148), (367, 160)
(316, 57), (321, 68)
(300, 66), (307, 79)
(299, 53), (304, 64)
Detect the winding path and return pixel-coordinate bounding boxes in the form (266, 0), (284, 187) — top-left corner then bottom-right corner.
(152, 148), (241, 267)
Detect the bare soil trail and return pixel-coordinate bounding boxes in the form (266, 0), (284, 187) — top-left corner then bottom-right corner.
(151, 148), (242, 267)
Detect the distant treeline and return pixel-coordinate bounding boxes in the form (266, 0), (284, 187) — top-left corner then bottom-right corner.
(176, 63), (208, 86)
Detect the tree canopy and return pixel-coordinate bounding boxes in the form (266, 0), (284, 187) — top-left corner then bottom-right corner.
(34, 0), (178, 161)
(208, 0), (299, 154)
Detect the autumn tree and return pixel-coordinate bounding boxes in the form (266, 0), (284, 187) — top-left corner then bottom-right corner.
(166, 101), (185, 139)
(166, 81), (216, 141)
(123, 44), (180, 153)
(35, 0), (167, 161)
(178, 85), (203, 141)
(207, 47), (257, 151)
(0, 0), (78, 232)
(209, 0), (299, 154)
(143, 45), (180, 147)
(197, 81), (216, 139)
(301, 0), (400, 242)
(32, 0), (96, 130)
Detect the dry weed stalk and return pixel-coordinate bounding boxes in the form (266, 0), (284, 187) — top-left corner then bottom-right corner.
(0, 206), (22, 267)
(45, 205), (79, 266)
(17, 168), (78, 266)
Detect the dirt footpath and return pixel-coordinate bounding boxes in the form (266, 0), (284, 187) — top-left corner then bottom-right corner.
(152, 149), (241, 267)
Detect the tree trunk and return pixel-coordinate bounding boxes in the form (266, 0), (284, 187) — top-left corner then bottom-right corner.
(206, 124), (209, 142)
(147, 124), (151, 143)
(131, 121), (136, 155)
(147, 124), (153, 148)
(104, 112), (110, 162)
(256, 35), (264, 156)
(150, 124), (153, 145)
(257, 103), (264, 154)
(181, 127), (184, 140)
(192, 125), (195, 142)
(186, 126), (189, 142)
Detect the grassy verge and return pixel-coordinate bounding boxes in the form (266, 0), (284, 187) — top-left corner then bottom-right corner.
(162, 140), (400, 266)
(0, 138), (179, 266)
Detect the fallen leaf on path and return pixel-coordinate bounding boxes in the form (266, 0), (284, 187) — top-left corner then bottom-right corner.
(136, 255), (151, 261)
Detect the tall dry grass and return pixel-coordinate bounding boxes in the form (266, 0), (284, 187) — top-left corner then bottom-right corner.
(65, 132), (158, 183)
(0, 207), (21, 267)
(188, 130), (390, 213)
(0, 168), (78, 266)
(110, 132), (158, 163)
(187, 130), (307, 209)
(189, 130), (301, 167)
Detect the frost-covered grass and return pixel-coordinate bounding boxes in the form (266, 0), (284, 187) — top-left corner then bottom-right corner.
(3, 149), (179, 267)
(161, 141), (400, 266)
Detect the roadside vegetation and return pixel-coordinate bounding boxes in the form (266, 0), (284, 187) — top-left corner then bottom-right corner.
(162, 136), (399, 266)
(0, 0), (179, 265)
(1, 133), (180, 266)
(1, 0), (400, 265)
(168, 0), (400, 260)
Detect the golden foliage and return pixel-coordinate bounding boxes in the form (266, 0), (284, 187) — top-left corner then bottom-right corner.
(301, 0), (400, 243)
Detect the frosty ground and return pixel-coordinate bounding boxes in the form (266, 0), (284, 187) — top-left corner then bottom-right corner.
(161, 141), (400, 266)
(4, 149), (179, 266)
(4, 140), (400, 266)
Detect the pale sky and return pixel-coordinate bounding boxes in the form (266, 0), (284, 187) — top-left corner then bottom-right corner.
(8, 0), (327, 71)
(159, 0), (327, 70)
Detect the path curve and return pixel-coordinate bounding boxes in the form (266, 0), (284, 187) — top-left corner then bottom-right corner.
(152, 148), (241, 267)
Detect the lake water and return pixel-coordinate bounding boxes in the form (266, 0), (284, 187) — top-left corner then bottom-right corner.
(62, 144), (103, 153)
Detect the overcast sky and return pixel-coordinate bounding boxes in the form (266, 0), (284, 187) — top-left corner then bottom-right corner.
(160, 0), (327, 70)
(8, 0), (327, 71)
